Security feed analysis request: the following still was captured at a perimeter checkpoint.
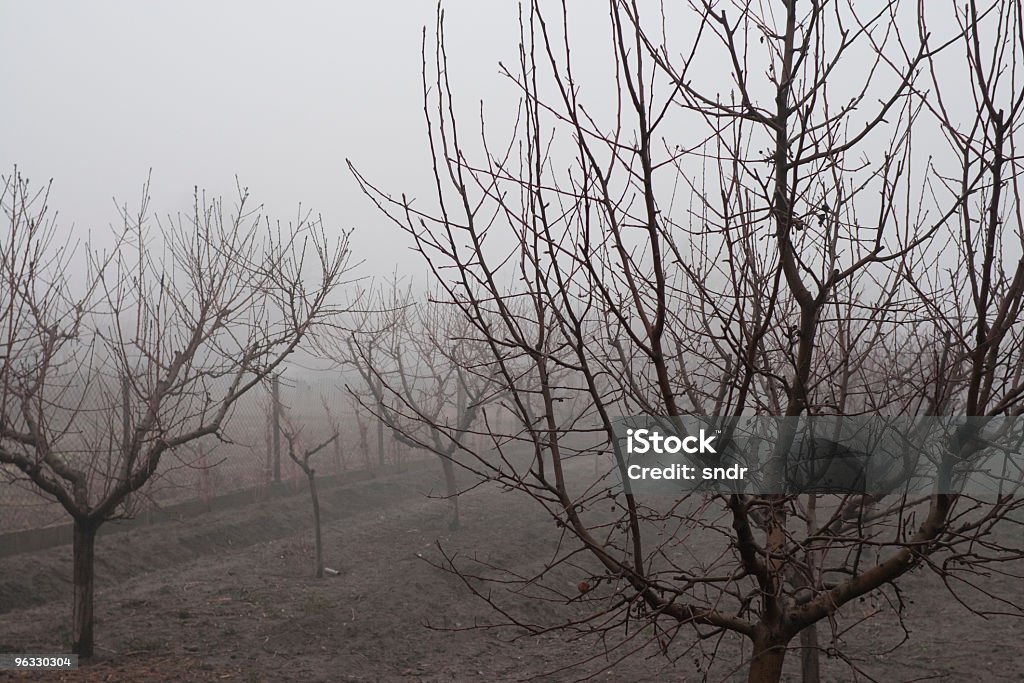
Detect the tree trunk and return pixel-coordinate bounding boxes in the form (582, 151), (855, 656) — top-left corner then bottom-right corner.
(307, 469), (324, 578)
(272, 375), (282, 483)
(748, 632), (787, 683)
(356, 418), (370, 471)
(799, 625), (820, 683)
(440, 456), (459, 531)
(376, 414), (385, 467)
(71, 518), (98, 658)
(800, 494), (821, 683)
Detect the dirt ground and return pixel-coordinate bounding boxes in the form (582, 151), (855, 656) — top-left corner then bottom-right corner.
(1, 461), (1022, 682)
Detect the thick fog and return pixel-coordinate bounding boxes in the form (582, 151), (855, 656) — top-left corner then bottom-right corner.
(2, 2), (976, 280)
(1, 1), (545, 278)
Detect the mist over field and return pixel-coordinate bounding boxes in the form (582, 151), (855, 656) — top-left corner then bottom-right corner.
(3, 2), (1024, 682)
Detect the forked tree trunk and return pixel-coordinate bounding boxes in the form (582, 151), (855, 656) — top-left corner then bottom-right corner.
(72, 518), (98, 658)
(748, 632), (788, 683)
(440, 456), (459, 530)
(306, 468), (324, 578)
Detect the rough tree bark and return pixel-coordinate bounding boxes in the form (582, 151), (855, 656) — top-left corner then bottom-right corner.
(71, 518), (98, 657)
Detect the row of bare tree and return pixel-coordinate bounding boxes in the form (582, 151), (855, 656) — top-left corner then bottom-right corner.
(4, 1), (1024, 680)
(0, 174), (351, 657)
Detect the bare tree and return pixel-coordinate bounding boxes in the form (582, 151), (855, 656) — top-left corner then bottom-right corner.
(338, 280), (494, 530)
(281, 404), (339, 579)
(0, 170), (351, 657)
(347, 2), (1024, 681)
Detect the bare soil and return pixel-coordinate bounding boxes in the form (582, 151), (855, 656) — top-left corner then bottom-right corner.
(1, 462), (1021, 682)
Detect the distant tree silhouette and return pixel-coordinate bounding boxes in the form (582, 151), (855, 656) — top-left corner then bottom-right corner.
(337, 280), (494, 530)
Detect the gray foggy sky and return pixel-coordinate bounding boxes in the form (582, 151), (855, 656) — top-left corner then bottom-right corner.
(0, 1), (547, 278)
(1, 2), (973, 285)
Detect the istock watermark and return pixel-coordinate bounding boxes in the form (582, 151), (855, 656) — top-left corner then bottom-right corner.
(625, 428), (718, 455)
(609, 415), (1024, 495)
(622, 425), (748, 484)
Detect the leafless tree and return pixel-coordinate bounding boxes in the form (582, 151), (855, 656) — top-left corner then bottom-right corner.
(347, 2), (1024, 681)
(0, 170), (351, 657)
(337, 280), (495, 530)
(281, 404), (339, 579)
